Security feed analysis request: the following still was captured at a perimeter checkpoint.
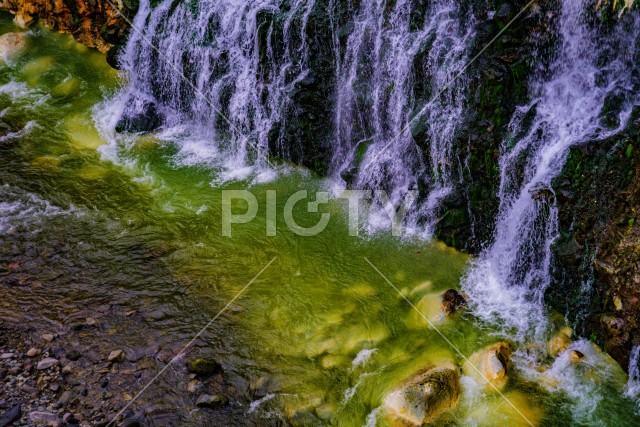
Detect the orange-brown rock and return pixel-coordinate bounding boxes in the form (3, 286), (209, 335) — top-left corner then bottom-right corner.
(0, 0), (132, 52)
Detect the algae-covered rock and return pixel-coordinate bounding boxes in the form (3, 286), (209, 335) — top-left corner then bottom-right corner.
(383, 362), (460, 426)
(463, 342), (512, 391)
(547, 327), (573, 357)
(407, 289), (467, 329)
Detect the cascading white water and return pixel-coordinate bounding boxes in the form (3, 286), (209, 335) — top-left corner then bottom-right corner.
(626, 345), (640, 403)
(110, 0), (315, 181)
(330, 0), (474, 233)
(463, 0), (640, 340)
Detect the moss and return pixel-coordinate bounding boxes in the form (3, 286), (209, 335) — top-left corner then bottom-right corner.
(354, 140), (372, 166)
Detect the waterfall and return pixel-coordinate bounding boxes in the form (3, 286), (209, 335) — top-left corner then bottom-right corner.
(463, 0), (640, 339)
(331, 0), (474, 233)
(108, 0), (640, 341)
(627, 345), (640, 404)
(113, 0), (316, 181)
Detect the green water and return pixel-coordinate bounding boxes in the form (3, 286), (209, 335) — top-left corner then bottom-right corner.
(1, 14), (640, 426)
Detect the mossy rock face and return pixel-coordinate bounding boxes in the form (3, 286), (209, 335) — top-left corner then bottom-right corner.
(185, 358), (222, 376)
(548, 106), (640, 371)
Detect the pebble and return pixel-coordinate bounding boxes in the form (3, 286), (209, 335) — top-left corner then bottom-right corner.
(41, 334), (54, 343)
(195, 394), (228, 409)
(29, 411), (60, 425)
(107, 349), (124, 363)
(65, 350), (81, 361)
(37, 358), (59, 370)
(57, 390), (73, 407)
(27, 348), (39, 357)
(0, 404), (21, 427)
(0, 353), (14, 359)
(187, 380), (202, 394)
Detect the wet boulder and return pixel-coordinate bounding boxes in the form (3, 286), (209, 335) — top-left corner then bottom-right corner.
(441, 289), (467, 316)
(106, 44), (124, 70)
(547, 327), (573, 357)
(115, 100), (163, 133)
(463, 342), (512, 391)
(0, 32), (26, 59)
(383, 363), (460, 426)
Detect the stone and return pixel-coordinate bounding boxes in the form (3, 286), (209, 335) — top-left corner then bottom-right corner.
(0, 33), (26, 59)
(185, 358), (222, 376)
(26, 348), (39, 357)
(106, 44), (124, 70)
(195, 394), (228, 409)
(15, 12), (35, 28)
(0, 404), (21, 427)
(441, 289), (467, 315)
(569, 350), (585, 362)
(187, 380), (202, 393)
(547, 329), (572, 357)
(57, 391), (73, 407)
(29, 411), (60, 426)
(37, 358), (59, 370)
(613, 296), (623, 311)
(463, 342), (512, 391)
(383, 363), (459, 426)
(62, 413), (77, 424)
(0, 353), (13, 359)
(42, 334), (54, 343)
(107, 349), (125, 363)
(115, 100), (163, 133)
(66, 350), (81, 361)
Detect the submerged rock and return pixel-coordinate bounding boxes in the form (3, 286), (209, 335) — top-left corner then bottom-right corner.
(195, 394), (228, 409)
(185, 357), (222, 376)
(383, 363), (460, 426)
(463, 342), (512, 391)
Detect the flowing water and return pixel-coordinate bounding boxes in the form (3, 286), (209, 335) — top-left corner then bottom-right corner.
(2, 1), (640, 426)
